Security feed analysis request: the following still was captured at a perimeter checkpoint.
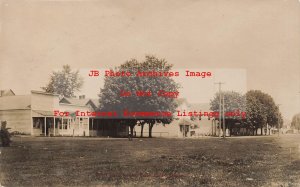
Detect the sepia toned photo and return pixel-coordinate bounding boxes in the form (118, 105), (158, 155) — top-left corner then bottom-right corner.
(0, 0), (299, 186)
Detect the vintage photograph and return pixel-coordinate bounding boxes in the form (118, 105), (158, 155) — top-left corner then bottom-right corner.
(0, 0), (299, 186)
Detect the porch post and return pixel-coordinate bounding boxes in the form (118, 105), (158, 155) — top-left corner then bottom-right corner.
(53, 117), (56, 136)
(30, 110), (33, 136)
(62, 117), (64, 136)
(85, 117), (90, 136)
(73, 117), (75, 137)
(211, 119), (214, 136)
(44, 117), (46, 136)
(92, 118), (94, 131)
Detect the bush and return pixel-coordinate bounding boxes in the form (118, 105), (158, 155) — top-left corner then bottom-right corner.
(0, 121), (11, 147)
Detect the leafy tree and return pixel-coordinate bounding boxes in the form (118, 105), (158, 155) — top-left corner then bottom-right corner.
(210, 91), (246, 136)
(209, 90), (281, 136)
(245, 90), (281, 135)
(245, 91), (266, 135)
(137, 120), (147, 138)
(291, 113), (300, 131)
(42, 65), (83, 98)
(99, 55), (180, 137)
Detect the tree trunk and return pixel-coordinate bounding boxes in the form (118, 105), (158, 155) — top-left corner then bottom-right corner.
(149, 123), (154, 138)
(140, 124), (144, 138)
(129, 125), (134, 136)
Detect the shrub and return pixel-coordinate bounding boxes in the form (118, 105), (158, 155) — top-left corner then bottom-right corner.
(0, 121), (11, 147)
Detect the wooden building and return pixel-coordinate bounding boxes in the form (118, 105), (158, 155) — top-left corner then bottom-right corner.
(134, 99), (214, 138)
(0, 90), (128, 137)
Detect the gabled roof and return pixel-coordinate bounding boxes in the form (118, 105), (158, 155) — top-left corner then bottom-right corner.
(0, 89), (15, 96)
(176, 98), (211, 111)
(59, 97), (99, 109)
(176, 98), (188, 106)
(59, 97), (72, 104)
(189, 103), (211, 111)
(90, 99), (100, 108)
(0, 95), (31, 110)
(177, 118), (197, 126)
(60, 97), (91, 106)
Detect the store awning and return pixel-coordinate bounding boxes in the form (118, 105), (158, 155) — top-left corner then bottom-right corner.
(32, 110), (55, 117)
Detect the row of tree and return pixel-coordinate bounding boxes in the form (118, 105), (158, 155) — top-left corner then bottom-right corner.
(41, 56), (285, 137)
(291, 113), (300, 131)
(210, 90), (283, 136)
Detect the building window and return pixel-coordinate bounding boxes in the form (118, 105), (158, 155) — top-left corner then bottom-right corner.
(33, 118), (43, 129)
(63, 119), (68, 125)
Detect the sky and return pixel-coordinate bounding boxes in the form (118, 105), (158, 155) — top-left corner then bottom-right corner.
(0, 0), (299, 120)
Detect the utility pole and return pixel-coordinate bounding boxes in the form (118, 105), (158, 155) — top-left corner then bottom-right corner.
(222, 93), (226, 138)
(215, 82), (225, 138)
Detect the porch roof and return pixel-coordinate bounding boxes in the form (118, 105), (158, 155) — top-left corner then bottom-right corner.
(32, 110), (55, 117)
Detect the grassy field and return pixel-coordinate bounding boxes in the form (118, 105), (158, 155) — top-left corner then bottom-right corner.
(0, 135), (299, 187)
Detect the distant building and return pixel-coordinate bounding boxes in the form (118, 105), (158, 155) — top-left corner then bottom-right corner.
(134, 98), (215, 138)
(0, 90), (128, 137)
